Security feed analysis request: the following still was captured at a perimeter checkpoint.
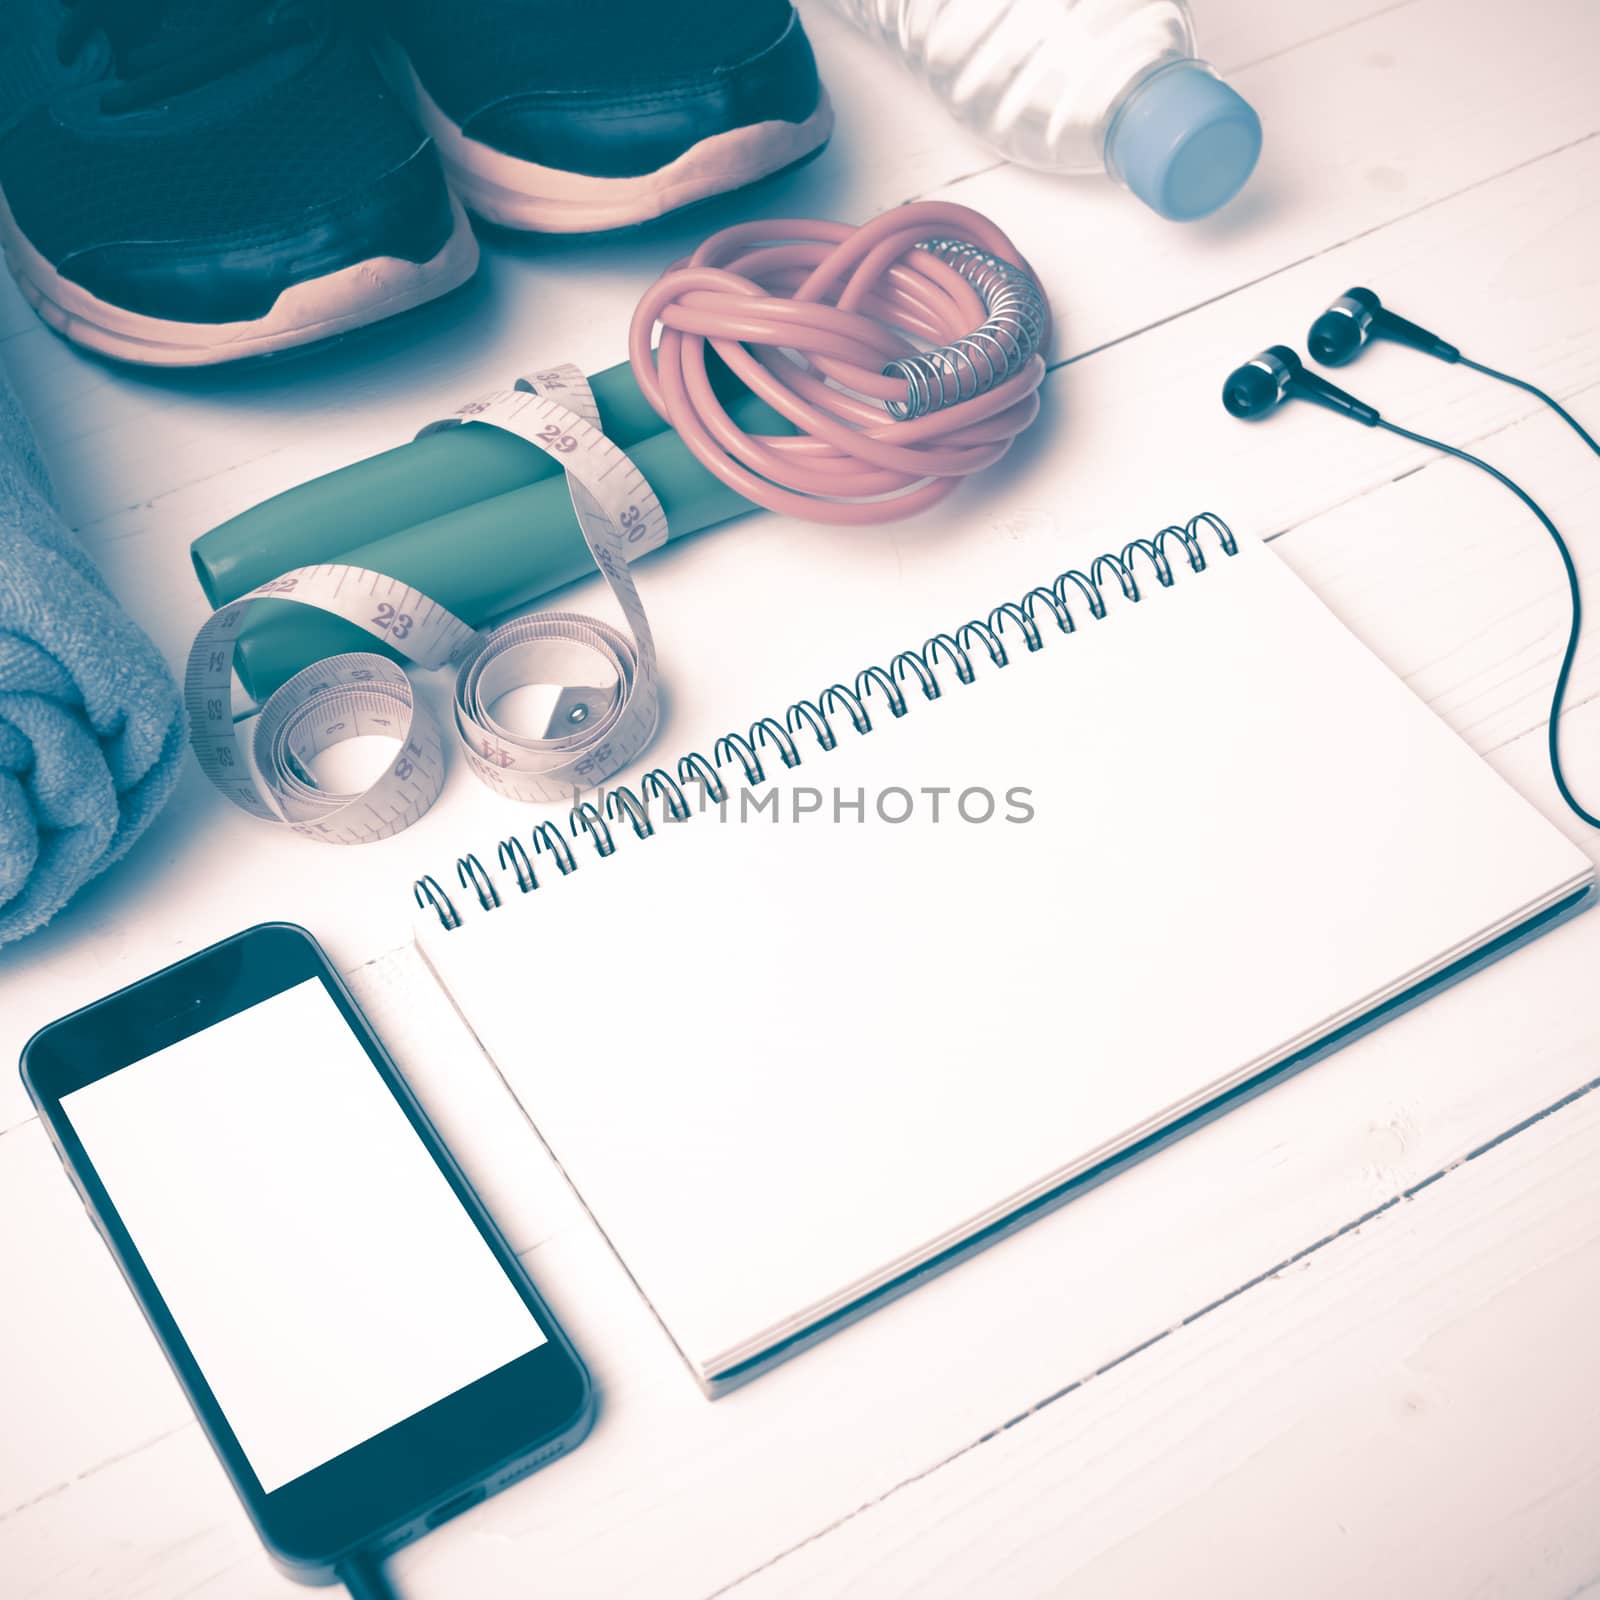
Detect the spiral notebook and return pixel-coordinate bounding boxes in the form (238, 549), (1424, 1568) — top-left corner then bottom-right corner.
(412, 518), (1594, 1393)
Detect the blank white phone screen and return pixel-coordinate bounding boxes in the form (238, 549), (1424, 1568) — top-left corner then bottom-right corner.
(61, 978), (545, 1492)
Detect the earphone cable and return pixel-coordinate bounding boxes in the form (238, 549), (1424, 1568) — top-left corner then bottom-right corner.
(1457, 357), (1600, 459)
(1376, 418), (1597, 830)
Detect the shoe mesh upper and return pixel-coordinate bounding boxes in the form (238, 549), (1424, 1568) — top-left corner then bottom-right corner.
(385, 0), (802, 112)
(0, 22), (435, 260)
(88, 0), (272, 59)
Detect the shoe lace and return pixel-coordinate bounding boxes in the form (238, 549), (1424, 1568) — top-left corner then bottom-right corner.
(56, 0), (316, 113)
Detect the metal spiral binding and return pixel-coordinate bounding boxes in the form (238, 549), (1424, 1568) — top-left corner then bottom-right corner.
(882, 240), (1049, 420)
(413, 874), (462, 931)
(412, 514), (1238, 930)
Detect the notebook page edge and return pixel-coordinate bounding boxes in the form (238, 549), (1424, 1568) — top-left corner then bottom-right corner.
(413, 917), (722, 1389)
(699, 875), (1597, 1378)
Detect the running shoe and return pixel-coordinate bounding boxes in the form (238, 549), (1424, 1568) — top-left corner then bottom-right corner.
(378, 0), (833, 232)
(0, 0), (477, 366)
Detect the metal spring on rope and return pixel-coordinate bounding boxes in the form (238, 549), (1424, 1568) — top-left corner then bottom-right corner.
(881, 240), (1049, 421)
(412, 515), (1238, 929)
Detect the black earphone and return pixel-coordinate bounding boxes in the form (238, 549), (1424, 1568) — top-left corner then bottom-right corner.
(1221, 291), (1597, 831)
(1222, 345), (1379, 426)
(1307, 286), (1459, 367)
(1306, 286), (1600, 451)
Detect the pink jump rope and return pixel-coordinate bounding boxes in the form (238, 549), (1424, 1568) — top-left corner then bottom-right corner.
(628, 201), (1051, 522)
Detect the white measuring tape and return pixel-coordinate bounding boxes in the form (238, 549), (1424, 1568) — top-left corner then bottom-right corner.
(184, 365), (666, 844)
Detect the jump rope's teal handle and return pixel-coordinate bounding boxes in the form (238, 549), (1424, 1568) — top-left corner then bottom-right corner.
(191, 357), (787, 702)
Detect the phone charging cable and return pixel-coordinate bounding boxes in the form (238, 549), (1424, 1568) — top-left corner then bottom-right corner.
(338, 1551), (399, 1600)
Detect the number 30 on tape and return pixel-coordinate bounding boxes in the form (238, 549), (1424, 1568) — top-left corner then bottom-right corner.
(183, 367), (666, 846)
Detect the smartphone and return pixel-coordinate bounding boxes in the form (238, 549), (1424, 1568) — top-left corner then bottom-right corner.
(21, 922), (594, 1585)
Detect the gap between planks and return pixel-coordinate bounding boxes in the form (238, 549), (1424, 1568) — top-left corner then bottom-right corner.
(1223, 0), (1423, 74)
(1040, 127), (1600, 377)
(715, 1068), (1600, 1597)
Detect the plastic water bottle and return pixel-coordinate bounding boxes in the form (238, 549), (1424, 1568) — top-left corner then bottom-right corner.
(825, 0), (1262, 220)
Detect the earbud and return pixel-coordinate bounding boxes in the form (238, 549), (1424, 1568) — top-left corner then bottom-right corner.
(1221, 345), (1382, 426)
(1217, 314), (1598, 833)
(1307, 287), (1460, 367)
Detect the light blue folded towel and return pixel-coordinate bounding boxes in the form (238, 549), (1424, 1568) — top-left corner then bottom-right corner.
(0, 367), (183, 947)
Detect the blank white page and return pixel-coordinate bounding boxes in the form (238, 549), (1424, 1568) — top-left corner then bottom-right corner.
(419, 535), (1591, 1382)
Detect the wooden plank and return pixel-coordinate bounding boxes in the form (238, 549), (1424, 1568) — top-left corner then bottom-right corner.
(727, 1081), (1600, 1599)
(6, 900), (1600, 1597)
(1270, 406), (1600, 839)
(7, 127), (1595, 1143)
(2, 7), (1598, 1596)
(3, 0), (1587, 549)
(1195, 0), (1422, 71)
(0, 1124), (200, 1534)
(6, 400), (1600, 1593)
(0, 0), (1392, 368)
(793, 0), (1420, 203)
(939, 0), (1600, 371)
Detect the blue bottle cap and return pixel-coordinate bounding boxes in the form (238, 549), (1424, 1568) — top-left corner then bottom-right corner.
(1107, 62), (1262, 221)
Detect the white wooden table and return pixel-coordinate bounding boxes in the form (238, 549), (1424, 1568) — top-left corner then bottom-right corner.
(5, 2), (1600, 1594)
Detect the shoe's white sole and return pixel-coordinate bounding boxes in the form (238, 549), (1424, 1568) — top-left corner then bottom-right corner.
(384, 46), (834, 233)
(0, 185), (480, 367)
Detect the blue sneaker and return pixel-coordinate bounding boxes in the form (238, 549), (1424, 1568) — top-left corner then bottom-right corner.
(378, 0), (833, 232)
(0, 0), (477, 365)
